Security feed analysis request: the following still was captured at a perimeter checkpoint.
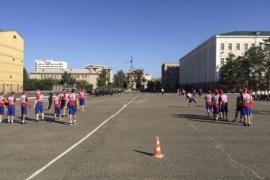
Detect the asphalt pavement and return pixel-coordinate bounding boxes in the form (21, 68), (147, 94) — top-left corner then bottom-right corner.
(0, 92), (269, 180)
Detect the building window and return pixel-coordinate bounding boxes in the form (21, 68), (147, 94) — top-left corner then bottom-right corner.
(252, 43), (255, 47)
(166, 78), (169, 82)
(236, 43), (240, 50)
(244, 43), (248, 51)
(13, 35), (16, 39)
(228, 43), (232, 51)
(221, 43), (224, 50)
(221, 58), (225, 65)
(41, 75), (43, 79)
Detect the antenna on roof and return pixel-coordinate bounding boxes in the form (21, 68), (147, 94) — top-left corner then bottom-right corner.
(130, 56), (134, 70)
(125, 56), (134, 70)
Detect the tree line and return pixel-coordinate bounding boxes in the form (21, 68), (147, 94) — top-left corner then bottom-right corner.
(219, 38), (270, 91)
(23, 68), (161, 91)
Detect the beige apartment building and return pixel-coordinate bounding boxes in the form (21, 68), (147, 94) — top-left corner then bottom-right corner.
(161, 62), (179, 91)
(30, 64), (113, 88)
(0, 30), (24, 93)
(179, 31), (270, 91)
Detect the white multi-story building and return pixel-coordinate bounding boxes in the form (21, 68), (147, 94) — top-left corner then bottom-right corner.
(179, 31), (270, 90)
(35, 59), (68, 71)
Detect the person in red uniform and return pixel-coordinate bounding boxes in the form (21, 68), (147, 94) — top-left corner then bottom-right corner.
(54, 93), (62, 121)
(60, 89), (67, 117)
(63, 89), (70, 117)
(205, 90), (213, 118)
(219, 90), (229, 121)
(186, 92), (199, 107)
(20, 91), (31, 124)
(34, 89), (44, 121)
(248, 90), (253, 125)
(7, 92), (16, 124)
(0, 92), (7, 123)
(66, 89), (77, 126)
(212, 90), (221, 121)
(79, 89), (86, 111)
(233, 92), (243, 123)
(241, 88), (253, 126)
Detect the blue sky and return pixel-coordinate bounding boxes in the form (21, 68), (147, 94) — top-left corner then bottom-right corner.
(1, 0), (270, 77)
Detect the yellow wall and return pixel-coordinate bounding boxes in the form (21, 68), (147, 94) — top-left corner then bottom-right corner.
(0, 31), (24, 92)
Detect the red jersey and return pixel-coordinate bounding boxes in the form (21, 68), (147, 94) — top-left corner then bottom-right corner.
(0, 95), (6, 106)
(79, 92), (86, 99)
(20, 95), (28, 106)
(242, 93), (252, 108)
(220, 94), (228, 106)
(8, 96), (16, 106)
(186, 93), (193, 100)
(54, 97), (61, 108)
(236, 96), (242, 106)
(36, 94), (44, 102)
(212, 95), (220, 108)
(60, 93), (65, 101)
(64, 93), (69, 101)
(68, 93), (77, 105)
(205, 94), (212, 105)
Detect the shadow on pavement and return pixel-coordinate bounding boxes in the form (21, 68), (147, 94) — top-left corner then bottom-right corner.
(252, 110), (270, 115)
(171, 113), (242, 126)
(133, 150), (153, 156)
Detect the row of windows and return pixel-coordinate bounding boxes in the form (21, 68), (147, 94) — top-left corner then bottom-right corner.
(41, 75), (89, 79)
(220, 43), (263, 51)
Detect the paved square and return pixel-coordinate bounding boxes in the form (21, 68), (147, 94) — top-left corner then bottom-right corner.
(0, 92), (269, 180)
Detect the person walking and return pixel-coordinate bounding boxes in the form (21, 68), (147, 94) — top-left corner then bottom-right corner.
(161, 88), (164, 95)
(47, 89), (53, 111)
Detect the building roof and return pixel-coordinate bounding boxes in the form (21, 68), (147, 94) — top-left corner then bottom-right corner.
(163, 62), (179, 64)
(219, 31), (270, 36)
(0, 30), (24, 39)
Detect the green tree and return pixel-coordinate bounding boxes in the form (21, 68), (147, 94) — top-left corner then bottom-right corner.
(114, 70), (125, 88)
(60, 71), (76, 85)
(219, 53), (243, 89)
(23, 68), (30, 90)
(134, 69), (144, 89)
(76, 80), (93, 92)
(96, 69), (109, 88)
(147, 80), (155, 89)
(262, 38), (270, 89)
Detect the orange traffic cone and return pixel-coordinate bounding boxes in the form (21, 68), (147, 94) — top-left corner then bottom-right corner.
(153, 136), (164, 158)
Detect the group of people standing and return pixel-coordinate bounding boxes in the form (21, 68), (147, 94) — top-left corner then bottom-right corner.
(185, 88), (253, 126)
(204, 88), (253, 126)
(252, 90), (270, 101)
(0, 88), (87, 126)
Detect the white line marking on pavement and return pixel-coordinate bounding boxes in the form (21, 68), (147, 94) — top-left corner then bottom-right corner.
(26, 93), (140, 180)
